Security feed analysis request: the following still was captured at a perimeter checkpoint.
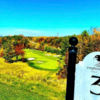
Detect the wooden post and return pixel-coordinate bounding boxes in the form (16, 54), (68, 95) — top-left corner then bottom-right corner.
(66, 37), (78, 100)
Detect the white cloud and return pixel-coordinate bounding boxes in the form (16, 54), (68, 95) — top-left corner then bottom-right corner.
(0, 28), (44, 36)
(0, 27), (90, 37)
(17, 29), (43, 35)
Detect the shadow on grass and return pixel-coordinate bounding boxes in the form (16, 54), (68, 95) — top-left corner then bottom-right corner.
(27, 61), (59, 71)
(7, 58), (28, 63)
(7, 58), (60, 72)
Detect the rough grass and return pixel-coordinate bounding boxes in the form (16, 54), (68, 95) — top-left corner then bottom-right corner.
(0, 49), (66, 100)
(0, 83), (50, 100)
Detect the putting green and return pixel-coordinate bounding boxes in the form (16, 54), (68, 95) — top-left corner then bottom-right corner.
(24, 49), (60, 71)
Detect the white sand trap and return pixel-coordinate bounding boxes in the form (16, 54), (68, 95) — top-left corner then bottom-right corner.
(53, 55), (60, 57)
(45, 54), (51, 56)
(37, 61), (44, 63)
(27, 58), (35, 60)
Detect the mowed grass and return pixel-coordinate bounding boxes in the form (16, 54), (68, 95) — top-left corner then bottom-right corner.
(0, 49), (66, 100)
(24, 49), (60, 71)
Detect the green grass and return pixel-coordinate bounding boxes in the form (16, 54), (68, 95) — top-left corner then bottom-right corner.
(23, 49), (61, 71)
(0, 83), (50, 100)
(0, 49), (66, 100)
(0, 74), (66, 100)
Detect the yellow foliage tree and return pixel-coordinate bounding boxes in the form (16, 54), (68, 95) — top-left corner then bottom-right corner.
(93, 28), (100, 35)
(0, 48), (4, 57)
(34, 43), (40, 50)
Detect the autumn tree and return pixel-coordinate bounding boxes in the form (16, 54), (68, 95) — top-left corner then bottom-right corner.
(93, 28), (100, 35)
(14, 44), (25, 61)
(0, 48), (4, 57)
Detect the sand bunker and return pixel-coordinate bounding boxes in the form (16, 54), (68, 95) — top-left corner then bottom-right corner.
(53, 55), (60, 57)
(27, 58), (35, 60)
(45, 54), (51, 56)
(37, 61), (44, 63)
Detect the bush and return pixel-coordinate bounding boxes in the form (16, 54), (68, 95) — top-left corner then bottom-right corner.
(44, 46), (48, 51)
(44, 46), (61, 54)
(44, 46), (50, 52)
(55, 49), (60, 54)
(50, 48), (55, 53)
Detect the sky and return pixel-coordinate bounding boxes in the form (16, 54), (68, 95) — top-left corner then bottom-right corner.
(0, 0), (100, 37)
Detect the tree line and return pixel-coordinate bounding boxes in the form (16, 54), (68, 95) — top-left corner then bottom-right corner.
(0, 28), (100, 79)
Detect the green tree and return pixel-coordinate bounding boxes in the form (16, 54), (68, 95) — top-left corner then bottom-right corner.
(24, 38), (29, 48)
(60, 36), (70, 56)
(3, 40), (15, 62)
(81, 30), (89, 37)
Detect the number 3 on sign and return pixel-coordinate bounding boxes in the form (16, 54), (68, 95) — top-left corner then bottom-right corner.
(90, 75), (100, 95)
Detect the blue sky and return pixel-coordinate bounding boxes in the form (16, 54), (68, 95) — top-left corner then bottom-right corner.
(0, 0), (100, 36)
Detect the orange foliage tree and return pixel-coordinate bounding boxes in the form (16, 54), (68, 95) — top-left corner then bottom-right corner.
(14, 44), (25, 61)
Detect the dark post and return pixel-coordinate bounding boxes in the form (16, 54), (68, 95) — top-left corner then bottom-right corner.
(66, 37), (78, 100)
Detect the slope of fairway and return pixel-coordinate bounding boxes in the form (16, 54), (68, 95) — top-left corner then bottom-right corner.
(24, 49), (60, 71)
(0, 57), (53, 80)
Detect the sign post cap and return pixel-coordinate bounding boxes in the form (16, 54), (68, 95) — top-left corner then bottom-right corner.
(69, 37), (78, 46)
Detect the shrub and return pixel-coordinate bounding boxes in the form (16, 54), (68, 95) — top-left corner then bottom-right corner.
(44, 46), (61, 54)
(50, 48), (55, 53)
(45, 46), (51, 52)
(44, 46), (48, 51)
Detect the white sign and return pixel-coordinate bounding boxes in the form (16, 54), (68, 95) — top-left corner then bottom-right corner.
(74, 52), (100, 100)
